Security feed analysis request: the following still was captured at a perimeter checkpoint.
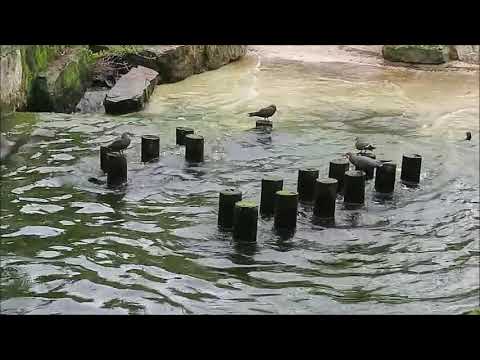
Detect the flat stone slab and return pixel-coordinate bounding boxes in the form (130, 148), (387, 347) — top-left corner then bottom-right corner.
(104, 66), (159, 115)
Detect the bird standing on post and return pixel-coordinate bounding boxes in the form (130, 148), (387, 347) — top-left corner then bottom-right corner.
(466, 131), (472, 141)
(345, 152), (384, 172)
(354, 137), (376, 153)
(106, 132), (133, 154)
(248, 105), (277, 121)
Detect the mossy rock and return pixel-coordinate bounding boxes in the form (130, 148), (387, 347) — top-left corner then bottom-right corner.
(464, 308), (480, 315)
(28, 47), (94, 113)
(382, 45), (450, 64)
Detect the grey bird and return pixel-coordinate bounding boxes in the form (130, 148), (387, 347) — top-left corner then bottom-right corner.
(106, 132), (133, 154)
(345, 152), (384, 172)
(248, 105), (277, 120)
(354, 137), (376, 153)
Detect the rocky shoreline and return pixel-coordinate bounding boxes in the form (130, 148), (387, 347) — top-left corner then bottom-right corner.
(249, 45), (479, 72)
(0, 45), (248, 117)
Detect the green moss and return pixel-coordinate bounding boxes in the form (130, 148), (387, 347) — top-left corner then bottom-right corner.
(382, 45), (450, 65)
(465, 308), (480, 315)
(20, 45), (67, 110)
(236, 200), (257, 208)
(276, 190), (297, 196)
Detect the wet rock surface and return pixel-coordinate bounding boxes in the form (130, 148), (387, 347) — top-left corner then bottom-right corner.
(104, 66), (159, 115)
(75, 89), (109, 113)
(27, 47), (92, 113)
(124, 45), (247, 83)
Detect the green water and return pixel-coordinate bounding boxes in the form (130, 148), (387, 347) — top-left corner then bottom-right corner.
(1, 53), (479, 314)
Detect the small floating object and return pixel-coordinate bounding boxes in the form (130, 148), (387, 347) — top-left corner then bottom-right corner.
(185, 134), (204, 163)
(176, 127), (194, 146)
(297, 168), (319, 203)
(106, 153), (127, 188)
(218, 189), (242, 230)
(343, 170), (366, 209)
(328, 158), (350, 195)
(375, 162), (397, 194)
(313, 178), (337, 220)
(400, 154), (422, 186)
(141, 135), (160, 163)
(260, 176), (283, 216)
(233, 201), (258, 242)
(274, 190), (298, 231)
(466, 131), (472, 141)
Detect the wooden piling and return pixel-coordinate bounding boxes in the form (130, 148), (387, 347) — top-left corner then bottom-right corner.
(400, 154), (422, 185)
(343, 170), (366, 207)
(233, 201), (258, 242)
(328, 158), (349, 194)
(100, 146), (109, 173)
(314, 178), (338, 220)
(375, 162), (397, 194)
(260, 176), (284, 216)
(141, 135), (160, 163)
(176, 127), (194, 146)
(297, 168), (319, 203)
(274, 191), (298, 231)
(185, 134), (204, 163)
(218, 189), (242, 230)
(106, 153), (127, 188)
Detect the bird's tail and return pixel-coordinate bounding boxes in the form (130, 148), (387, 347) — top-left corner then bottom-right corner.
(248, 112), (258, 117)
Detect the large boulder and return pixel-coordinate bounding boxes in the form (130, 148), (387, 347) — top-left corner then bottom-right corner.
(0, 45), (67, 115)
(382, 45), (450, 64)
(28, 47), (92, 113)
(450, 45), (479, 64)
(124, 45), (247, 83)
(104, 66), (159, 115)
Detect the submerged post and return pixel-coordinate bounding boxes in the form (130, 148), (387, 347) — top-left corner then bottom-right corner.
(375, 162), (397, 194)
(260, 176), (284, 216)
(233, 201), (258, 242)
(106, 153), (127, 188)
(314, 178), (338, 220)
(400, 154), (422, 186)
(328, 158), (349, 194)
(185, 134), (204, 163)
(100, 146), (109, 172)
(256, 119), (273, 129)
(141, 135), (160, 163)
(297, 168), (319, 203)
(343, 170), (365, 208)
(176, 127), (194, 146)
(274, 191), (298, 231)
(218, 189), (243, 230)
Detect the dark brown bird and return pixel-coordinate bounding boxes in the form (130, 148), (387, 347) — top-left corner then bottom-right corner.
(106, 132), (132, 154)
(248, 105), (277, 120)
(466, 131), (472, 141)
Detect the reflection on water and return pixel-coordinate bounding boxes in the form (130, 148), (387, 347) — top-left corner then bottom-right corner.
(1, 53), (479, 314)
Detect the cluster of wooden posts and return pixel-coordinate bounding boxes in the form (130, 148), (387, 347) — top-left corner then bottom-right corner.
(99, 127), (204, 188)
(98, 122), (423, 244)
(218, 152), (423, 242)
